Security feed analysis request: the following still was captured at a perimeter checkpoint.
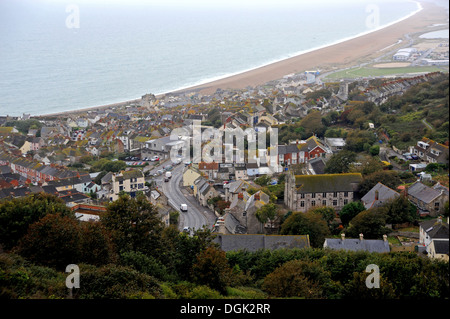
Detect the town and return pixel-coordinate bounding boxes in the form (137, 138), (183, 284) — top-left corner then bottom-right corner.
(0, 68), (449, 299)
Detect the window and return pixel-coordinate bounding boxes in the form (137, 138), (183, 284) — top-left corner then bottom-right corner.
(311, 193), (316, 198)
(119, 186), (123, 191)
(344, 199), (348, 205)
(300, 201), (305, 208)
(333, 200), (338, 206)
(333, 192), (338, 198)
(311, 200), (316, 207)
(119, 180), (123, 185)
(300, 193), (305, 199)
(322, 200), (327, 206)
(435, 202), (440, 210)
(344, 192), (348, 197)
(322, 192), (327, 197)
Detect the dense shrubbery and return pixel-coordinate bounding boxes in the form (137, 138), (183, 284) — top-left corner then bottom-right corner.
(0, 192), (448, 299)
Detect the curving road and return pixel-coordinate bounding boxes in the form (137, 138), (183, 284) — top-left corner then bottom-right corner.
(157, 164), (214, 232)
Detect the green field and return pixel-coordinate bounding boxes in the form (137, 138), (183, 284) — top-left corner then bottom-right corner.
(324, 65), (448, 80)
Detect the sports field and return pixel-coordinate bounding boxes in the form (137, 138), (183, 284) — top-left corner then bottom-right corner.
(324, 65), (447, 80)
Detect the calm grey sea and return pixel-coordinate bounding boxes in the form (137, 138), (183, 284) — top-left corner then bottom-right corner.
(0, 0), (420, 116)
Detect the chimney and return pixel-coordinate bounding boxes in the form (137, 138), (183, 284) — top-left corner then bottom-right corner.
(341, 233), (345, 242)
(359, 233), (364, 241)
(375, 190), (379, 201)
(383, 234), (387, 242)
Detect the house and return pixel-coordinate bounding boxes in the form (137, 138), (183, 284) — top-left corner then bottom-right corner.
(110, 169), (145, 201)
(296, 136), (330, 163)
(182, 166), (202, 188)
(324, 137), (346, 153)
(307, 157), (326, 175)
(234, 163), (248, 180)
(410, 138), (449, 165)
(214, 234), (310, 252)
(324, 233), (390, 253)
(407, 181), (449, 216)
(227, 190), (271, 234)
(224, 179), (260, 202)
(246, 162), (259, 177)
(277, 144), (301, 166)
(284, 172), (362, 212)
(428, 239), (449, 261)
(198, 161), (219, 180)
(419, 217), (449, 260)
(83, 181), (102, 194)
(193, 177), (218, 207)
(361, 182), (400, 210)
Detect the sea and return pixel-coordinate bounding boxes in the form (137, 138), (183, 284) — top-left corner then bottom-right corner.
(0, 0), (428, 116)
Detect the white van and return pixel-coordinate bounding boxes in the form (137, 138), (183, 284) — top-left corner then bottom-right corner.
(180, 204), (188, 212)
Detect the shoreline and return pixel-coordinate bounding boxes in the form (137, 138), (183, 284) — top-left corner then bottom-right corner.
(37, 1), (448, 118)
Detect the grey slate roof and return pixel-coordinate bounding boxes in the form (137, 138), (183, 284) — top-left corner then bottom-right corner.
(433, 240), (449, 255)
(214, 234), (310, 252)
(408, 182), (443, 203)
(361, 182), (400, 209)
(420, 219), (449, 239)
(324, 238), (390, 253)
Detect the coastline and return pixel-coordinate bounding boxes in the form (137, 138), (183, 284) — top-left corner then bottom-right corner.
(38, 1), (448, 118)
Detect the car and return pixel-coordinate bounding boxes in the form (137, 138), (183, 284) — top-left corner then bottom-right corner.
(411, 155), (419, 160)
(180, 204), (188, 212)
(183, 226), (189, 233)
(157, 169), (164, 175)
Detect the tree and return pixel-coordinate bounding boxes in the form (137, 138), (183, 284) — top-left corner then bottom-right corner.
(0, 193), (72, 251)
(78, 264), (161, 299)
(340, 201), (366, 226)
(324, 150), (357, 174)
(102, 193), (164, 255)
(254, 175), (271, 186)
(79, 221), (118, 266)
(358, 170), (402, 196)
(369, 145), (380, 156)
(346, 207), (389, 239)
(349, 155), (384, 176)
(341, 271), (396, 299)
(15, 214), (81, 270)
(262, 259), (328, 298)
(192, 247), (232, 295)
(159, 225), (218, 281)
(255, 203), (278, 229)
(300, 110), (326, 137)
(384, 195), (417, 224)
(280, 211), (331, 247)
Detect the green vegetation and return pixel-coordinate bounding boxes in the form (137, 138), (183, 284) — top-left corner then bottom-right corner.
(1, 192), (447, 299)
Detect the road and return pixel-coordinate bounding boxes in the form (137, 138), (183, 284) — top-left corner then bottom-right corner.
(148, 162), (215, 232)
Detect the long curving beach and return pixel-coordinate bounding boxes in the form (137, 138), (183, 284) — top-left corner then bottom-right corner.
(39, 1), (448, 117)
(180, 1), (448, 95)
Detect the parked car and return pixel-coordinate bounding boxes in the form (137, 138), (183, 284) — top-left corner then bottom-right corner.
(180, 204), (188, 212)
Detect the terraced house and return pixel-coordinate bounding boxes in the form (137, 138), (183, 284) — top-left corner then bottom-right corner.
(285, 172), (363, 212)
(110, 169), (145, 201)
